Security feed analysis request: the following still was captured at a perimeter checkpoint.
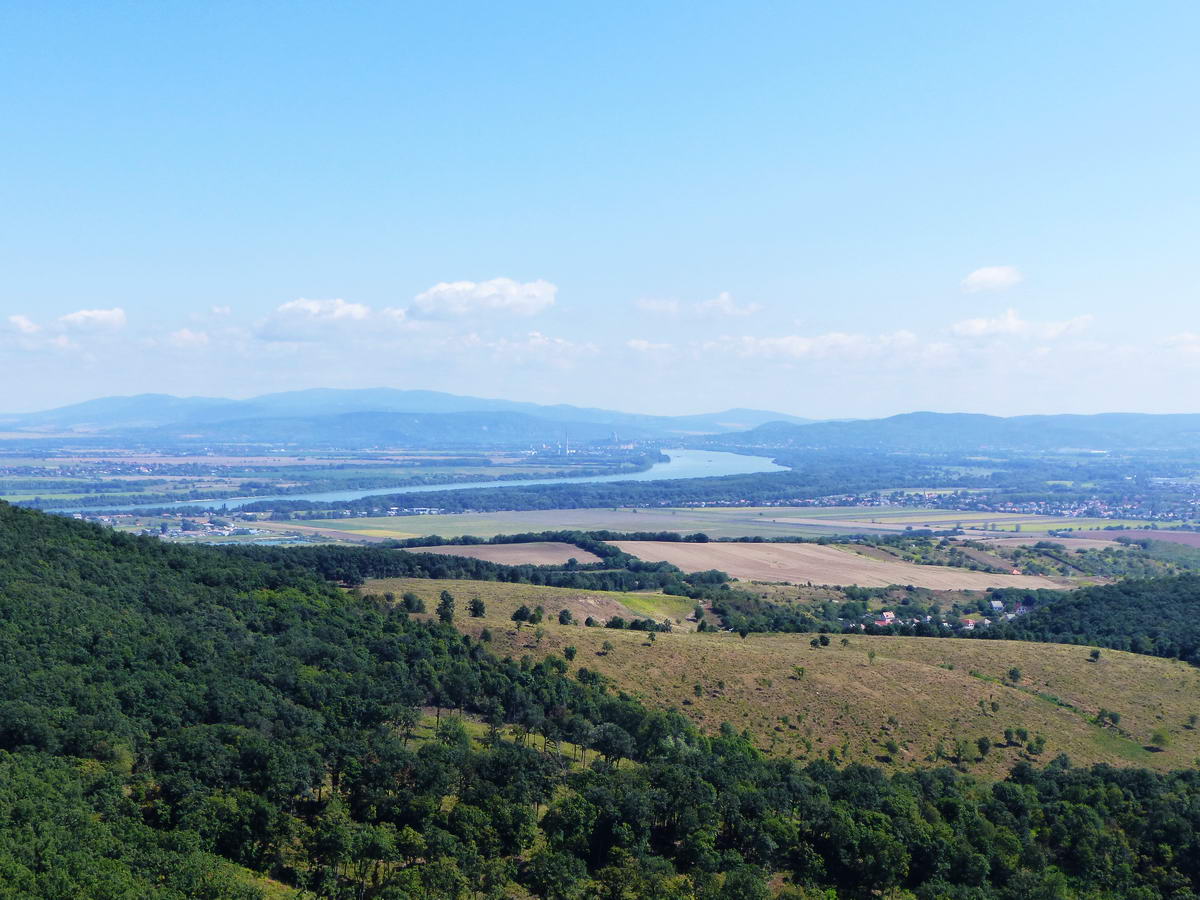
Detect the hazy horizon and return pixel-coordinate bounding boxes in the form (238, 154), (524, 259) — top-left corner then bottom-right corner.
(6, 385), (1200, 423)
(3, 3), (1198, 417)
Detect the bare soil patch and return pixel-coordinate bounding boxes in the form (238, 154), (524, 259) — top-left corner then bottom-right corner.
(610, 541), (1065, 589)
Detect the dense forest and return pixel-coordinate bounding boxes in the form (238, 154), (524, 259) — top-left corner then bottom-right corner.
(3, 501), (1200, 898)
(973, 575), (1200, 665)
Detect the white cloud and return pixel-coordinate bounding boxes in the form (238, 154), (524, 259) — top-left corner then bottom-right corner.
(636, 291), (760, 318)
(410, 277), (557, 318)
(210, 305), (232, 316)
(1165, 332), (1200, 354)
(168, 328), (209, 348)
(58, 307), (127, 331)
(278, 298), (370, 321)
(7, 314), (39, 334)
(635, 298), (682, 315)
(696, 291), (761, 317)
(950, 308), (1092, 340)
(961, 266), (1023, 292)
(488, 331), (596, 365)
(627, 338), (672, 352)
(710, 330), (919, 360)
(258, 298), (372, 342)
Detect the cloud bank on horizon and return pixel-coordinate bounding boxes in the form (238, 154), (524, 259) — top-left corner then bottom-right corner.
(4, 265), (1198, 417)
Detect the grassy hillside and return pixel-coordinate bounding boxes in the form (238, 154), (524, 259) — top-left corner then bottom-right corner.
(373, 577), (1200, 777)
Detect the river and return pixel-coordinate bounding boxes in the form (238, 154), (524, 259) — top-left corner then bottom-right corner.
(52, 448), (787, 513)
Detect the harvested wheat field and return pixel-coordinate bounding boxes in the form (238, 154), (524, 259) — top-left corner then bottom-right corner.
(610, 540), (1066, 589)
(410, 541), (602, 566)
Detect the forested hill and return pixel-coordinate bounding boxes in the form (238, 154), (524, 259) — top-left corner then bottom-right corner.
(3, 501), (1200, 898)
(736, 411), (1200, 451)
(984, 574), (1200, 664)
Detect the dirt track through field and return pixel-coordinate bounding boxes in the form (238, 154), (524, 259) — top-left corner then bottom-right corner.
(610, 541), (1065, 589)
(413, 542), (603, 565)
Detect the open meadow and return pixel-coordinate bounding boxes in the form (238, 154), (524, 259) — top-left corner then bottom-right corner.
(610, 540), (1068, 589)
(367, 577), (1200, 778)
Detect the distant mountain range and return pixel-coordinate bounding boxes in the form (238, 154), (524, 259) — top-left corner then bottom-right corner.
(4, 392), (1196, 451)
(732, 411), (1200, 452)
(0, 389), (812, 447)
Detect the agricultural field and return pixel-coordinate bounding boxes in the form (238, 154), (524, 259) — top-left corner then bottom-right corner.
(0, 448), (637, 509)
(287, 506), (937, 541)
(766, 507), (1160, 535)
(1081, 529), (1200, 548)
(293, 507), (855, 540)
(284, 505), (1163, 544)
(368, 578), (1200, 778)
(414, 541), (603, 566)
(609, 540), (1068, 589)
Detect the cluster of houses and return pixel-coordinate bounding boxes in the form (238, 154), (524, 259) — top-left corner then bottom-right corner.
(141, 522), (265, 540)
(664, 488), (1200, 524)
(297, 506), (447, 519)
(867, 598), (1030, 633)
(70, 512), (267, 542)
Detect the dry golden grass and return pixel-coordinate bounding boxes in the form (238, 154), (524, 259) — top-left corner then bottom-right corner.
(367, 577), (1200, 778)
(366, 577), (698, 630)
(414, 541), (603, 566)
(610, 540), (1066, 590)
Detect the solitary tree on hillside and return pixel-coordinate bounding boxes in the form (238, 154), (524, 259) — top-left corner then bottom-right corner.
(436, 591), (455, 624)
(402, 592), (425, 613)
(512, 605), (532, 630)
(468, 597), (486, 617)
(558, 608), (574, 625)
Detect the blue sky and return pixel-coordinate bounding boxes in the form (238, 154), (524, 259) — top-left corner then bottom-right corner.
(2, 1), (1198, 416)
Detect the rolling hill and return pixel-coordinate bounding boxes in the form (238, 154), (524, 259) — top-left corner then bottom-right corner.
(372, 576), (1200, 777)
(734, 411), (1200, 451)
(0, 388), (811, 442)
